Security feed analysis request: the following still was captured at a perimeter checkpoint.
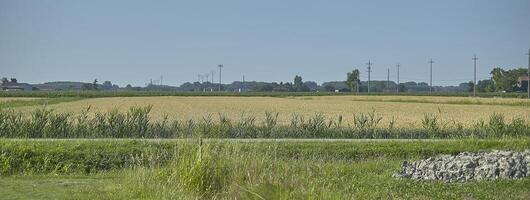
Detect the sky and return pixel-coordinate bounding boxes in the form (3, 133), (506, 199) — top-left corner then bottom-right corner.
(1, 0), (529, 87)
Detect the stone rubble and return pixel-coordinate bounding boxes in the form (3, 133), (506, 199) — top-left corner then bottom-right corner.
(394, 150), (530, 182)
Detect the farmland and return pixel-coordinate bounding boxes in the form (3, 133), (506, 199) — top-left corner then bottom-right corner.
(1, 94), (530, 199)
(8, 95), (530, 128)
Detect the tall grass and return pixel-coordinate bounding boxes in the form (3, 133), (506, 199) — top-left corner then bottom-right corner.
(115, 139), (530, 199)
(0, 105), (529, 139)
(2, 139), (530, 198)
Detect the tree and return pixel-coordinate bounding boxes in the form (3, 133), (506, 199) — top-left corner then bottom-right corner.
(293, 75), (309, 92)
(491, 67), (528, 92)
(293, 75), (303, 91)
(323, 85), (335, 92)
(397, 83), (406, 92)
(1, 77), (8, 84)
(303, 81), (318, 91)
(92, 79), (98, 90)
(477, 79), (495, 92)
(346, 69), (360, 93)
(82, 83), (92, 90)
(9, 78), (17, 83)
(466, 81), (474, 92)
(102, 81), (113, 90)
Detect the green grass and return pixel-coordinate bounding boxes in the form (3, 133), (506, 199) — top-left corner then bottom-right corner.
(350, 97), (530, 107)
(0, 97), (83, 109)
(0, 174), (120, 200)
(1, 139), (529, 199)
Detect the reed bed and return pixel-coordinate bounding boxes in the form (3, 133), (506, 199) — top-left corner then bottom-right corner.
(1, 105), (529, 139)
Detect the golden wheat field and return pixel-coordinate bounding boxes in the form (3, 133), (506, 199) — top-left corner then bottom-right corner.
(9, 95), (530, 128)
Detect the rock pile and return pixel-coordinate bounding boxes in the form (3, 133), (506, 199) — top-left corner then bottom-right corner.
(394, 150), (530, 182)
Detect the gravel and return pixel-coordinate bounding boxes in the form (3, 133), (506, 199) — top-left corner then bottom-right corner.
(394, 150), (530, 182)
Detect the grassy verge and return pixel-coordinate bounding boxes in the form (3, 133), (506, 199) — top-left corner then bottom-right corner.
(0, 174), (120, 200)
(1, 139), (528, 199)
(1, 138), (529, 175)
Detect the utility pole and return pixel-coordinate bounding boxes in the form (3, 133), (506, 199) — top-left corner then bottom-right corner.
(211, 70), (215, 84)
(396, 64), (400, 93)
(428, 58), (434, 94)
(472, 55), (478, 97)
(367, 60), (372, 93)
(386, 68), (390, 90)
(242, 75), (245, 92)
(205, 73), (209, 83)
(218, 64), (223, 91)
(196, 74), (200, 92)
(526, 49), (530, 99)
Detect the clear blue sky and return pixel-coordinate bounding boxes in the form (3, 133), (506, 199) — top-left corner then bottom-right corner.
(1, 0), (529, 86)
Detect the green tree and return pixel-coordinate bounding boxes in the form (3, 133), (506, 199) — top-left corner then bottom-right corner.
(293, 75), (309, 92)
(491, 67), (528, 92)
(345, 69), (360, 93)
(92, 79), (98, 90)
(293, 75), (303, 90)
(467, 81), (474, 92)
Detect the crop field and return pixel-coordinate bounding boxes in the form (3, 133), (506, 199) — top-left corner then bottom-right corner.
(1, 94), (530, 199)
(8, 95), (530, 128)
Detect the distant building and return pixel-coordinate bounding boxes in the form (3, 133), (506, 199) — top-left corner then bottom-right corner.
(0, 78), (33, 91)
(517, 75), (529, 89)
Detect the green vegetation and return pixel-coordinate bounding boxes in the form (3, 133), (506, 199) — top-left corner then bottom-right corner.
(0, 97), (83, 109)
(349, 97), (530, 107)
(0, 174), (119, 199)
(1, 105), (530, 139)
(1, 139), (529, 199)
(1, 90), (529, 98)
